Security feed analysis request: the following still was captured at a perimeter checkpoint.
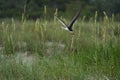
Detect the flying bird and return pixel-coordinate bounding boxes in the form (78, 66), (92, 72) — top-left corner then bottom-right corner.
(55, 9), (80, 35)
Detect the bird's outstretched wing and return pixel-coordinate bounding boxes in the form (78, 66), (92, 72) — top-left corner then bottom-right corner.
(55, 15), (68, 28)
(68, 9), (80, 29)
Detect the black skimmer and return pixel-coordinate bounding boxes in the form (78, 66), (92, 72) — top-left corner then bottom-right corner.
(55, 9), (80, 35)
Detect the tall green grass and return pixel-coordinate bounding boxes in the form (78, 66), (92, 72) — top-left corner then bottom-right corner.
(0, 11), (120, 80)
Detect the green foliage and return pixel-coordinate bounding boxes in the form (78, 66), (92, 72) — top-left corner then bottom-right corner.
(0, 11), (120, 79)
(0, 0), (120, 19)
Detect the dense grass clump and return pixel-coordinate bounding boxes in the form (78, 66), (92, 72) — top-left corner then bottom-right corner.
(0, 14), (120, 80)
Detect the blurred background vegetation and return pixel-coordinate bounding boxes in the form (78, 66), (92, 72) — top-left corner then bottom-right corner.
(0, 0), (120, 20)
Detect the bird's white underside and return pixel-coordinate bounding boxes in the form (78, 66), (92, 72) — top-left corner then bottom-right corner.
(61, 26), (73, 33)
(61, 26), (69, 31)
